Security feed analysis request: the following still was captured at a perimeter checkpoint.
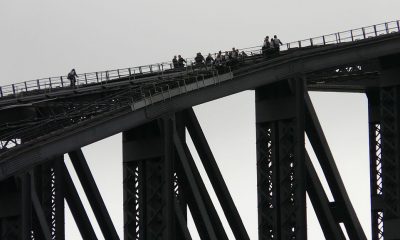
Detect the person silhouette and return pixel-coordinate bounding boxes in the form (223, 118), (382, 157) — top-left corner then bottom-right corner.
(67, 69), (78, 87)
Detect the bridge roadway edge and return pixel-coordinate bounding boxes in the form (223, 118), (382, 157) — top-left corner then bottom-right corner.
(1, 34), (400, 180)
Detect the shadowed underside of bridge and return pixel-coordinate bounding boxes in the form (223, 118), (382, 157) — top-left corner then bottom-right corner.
(0, 22), (400, 239)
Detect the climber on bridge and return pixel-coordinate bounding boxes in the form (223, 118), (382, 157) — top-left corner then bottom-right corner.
(195, 52), (205, 67)
(229, 48), (239, 66)
(262, 36), (272, 56)
(205, 53), (214, 66)
(67, 69), (78, 87)
(178, 55), (186, 68)
(172, 56), (179, 68)
(214, 52), (223, 67)
(272, 35), (283, 53)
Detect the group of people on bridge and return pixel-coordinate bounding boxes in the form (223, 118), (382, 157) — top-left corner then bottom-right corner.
(172, 48), (248, 70)
(172, 35), (283, 71)
(68, 35), (283, 87)
(262, 35), (283, 56)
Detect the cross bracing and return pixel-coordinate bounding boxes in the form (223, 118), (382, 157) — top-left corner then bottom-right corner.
(0, 20), (400, 240)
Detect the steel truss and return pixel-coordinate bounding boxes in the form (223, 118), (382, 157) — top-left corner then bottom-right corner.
(1, 79), (397, 239)
(367, 86), (400, 240)
(256, 79), (307, 239)
(256, 78), (367, 240)
(0, 151), (119, 240)
(122, 110), (250, 240)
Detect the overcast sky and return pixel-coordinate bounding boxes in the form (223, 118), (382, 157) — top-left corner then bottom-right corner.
(1, 1), (399, 239)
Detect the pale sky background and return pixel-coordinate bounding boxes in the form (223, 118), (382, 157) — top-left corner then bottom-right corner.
(1, 1), (399, 239)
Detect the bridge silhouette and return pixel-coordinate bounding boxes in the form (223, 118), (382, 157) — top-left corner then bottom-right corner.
(0, 20), (400, 239)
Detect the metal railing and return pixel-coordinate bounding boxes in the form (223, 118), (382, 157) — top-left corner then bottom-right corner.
(0, 20), (399, 99)
(0, 67), (231, 151)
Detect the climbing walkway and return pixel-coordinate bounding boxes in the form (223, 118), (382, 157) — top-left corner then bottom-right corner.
(0, 20), (399, 155)
(0, 20), (398, 101)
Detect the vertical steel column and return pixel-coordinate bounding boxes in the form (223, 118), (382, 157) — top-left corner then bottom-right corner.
(123, 119), (175, 240)
(123, 158), (144, 240)
(32, 157), (65, 240)
(380, 86), (400, 239)
(174, 112), (188, 240)
(21, 173), (32, 240)
(0, 177), (20, 240)
(255, 79), (306, 240)
(367, 89), (384, 240)
(163, 116), (174, 240)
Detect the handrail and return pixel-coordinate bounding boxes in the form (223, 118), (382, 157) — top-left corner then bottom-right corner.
(0, 20), (399, 99)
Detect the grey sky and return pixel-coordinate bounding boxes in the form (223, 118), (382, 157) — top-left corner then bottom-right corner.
(1, 0), (399, 239)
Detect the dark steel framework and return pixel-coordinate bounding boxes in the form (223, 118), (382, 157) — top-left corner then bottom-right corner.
(368, 86), (400, 240)
(0, 21), (400, 240)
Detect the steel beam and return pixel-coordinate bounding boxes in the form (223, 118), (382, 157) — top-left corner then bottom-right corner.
(305, 152), (345, 240)
(3, 34), (400, 180)
(173, 132), (218, 240)
(123, 120), (175, 240)
(367, 89), (385, 240)
(37, 158), (65, 240)
(174, 197), (192, 240)
(379, 86), (400, 239)
(123, 160), (145, 240)
(30, 159), (63, 239)
(304, 91), (367, 239)
(20, 173), (32, 240)
(183, 107), (250, 240)
(179, 134), (229, 240)
(174, 112), (188, 240)
(68, 149), (119, 240)
(163, 116), (174, 240)
(0, 177), (20, 240)
(255, 78), (306, 240)
(63, 163), (98, 240)
(31, 172), (52, 240)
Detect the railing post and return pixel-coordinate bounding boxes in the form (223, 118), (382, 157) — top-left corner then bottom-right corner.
(96, 72), (99, 83)
(84, 74), (88, 84)
(117, 69), (120, 78)
(160, 64), (164, 77)
(24, 82), (28, 92)
(374, 25), (377, 36)
(298, 41), (301, 48)
(37, 79), (40, 90)
(49, 78), (52, 89)
(397, 20), (400, 31)
(310, 38), (313, 46)
(12, 84), (16, 95)
(336, 33), (341, 43)
(385, 23), (389, 34)
(60, 76), (64, 87)
(350, 30), (354, 41)
(149, 65), (153, 73)
(322, 36), (326, 45)
(0, 86), (3, 97)
(128, 68), (132, 81)
(287, 43), (290, 49)
(362, 27), (366, 39)
(139, 67), (142, 74)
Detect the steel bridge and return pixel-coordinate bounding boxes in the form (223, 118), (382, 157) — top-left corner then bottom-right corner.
(0, 20), (400, 240)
